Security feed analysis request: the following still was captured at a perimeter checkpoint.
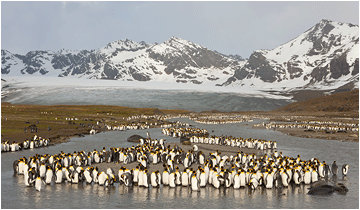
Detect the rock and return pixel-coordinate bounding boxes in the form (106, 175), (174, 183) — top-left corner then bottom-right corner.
(127, 135), (145, 143)
(180, 136), (189, 144)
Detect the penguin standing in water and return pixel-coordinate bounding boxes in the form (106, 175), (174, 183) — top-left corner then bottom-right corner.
(181, 169), (189, 187)
(121, 173), (133, 187)
(169, 172), (176, 188)
(84, 167), (93, 184)
(199, 169), (207, 187)
(249, 178), (259, 190)
(304, 169), (311, 185)
(92, 167), (99, 184)
(331, 161), (338, 176)
(233, 171), (241, 189)
(151, 171), (160, 188)
(342, 164), (349, 176)
(293, 169), (301, 185)
(265, 170), (274, 189)
(45, 166), (53, 185)
(162, 166), (169, 186)
(35, 176), (45, 191)
(280, 169), (289, 187)
(98, 172), (108, 186)
(142, 169), (150, 188)
(239, 169), (246, 188)
(131, 166), (138, 185)
(191, 174), (200, 191)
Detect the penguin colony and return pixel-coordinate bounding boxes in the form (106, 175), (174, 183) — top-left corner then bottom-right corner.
(13, 133), (349, 192)
(162, 127), (277, 150)
(2, 135), (50, 153)
(255, 121), (359, 132)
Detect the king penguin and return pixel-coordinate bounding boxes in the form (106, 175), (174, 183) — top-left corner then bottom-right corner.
(342, 164), (349, 176)
(191, 174), (200, 191)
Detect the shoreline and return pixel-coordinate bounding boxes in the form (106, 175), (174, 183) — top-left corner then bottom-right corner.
(1, 102), (358, 148)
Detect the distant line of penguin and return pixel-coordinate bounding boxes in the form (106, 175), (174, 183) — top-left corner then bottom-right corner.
(2, 135), (50, 153)
(162, 126), (277, 150)
(13, 136), (349, 192)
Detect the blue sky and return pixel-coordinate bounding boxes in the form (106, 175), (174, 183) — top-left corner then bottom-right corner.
(1, 1), (359, 58)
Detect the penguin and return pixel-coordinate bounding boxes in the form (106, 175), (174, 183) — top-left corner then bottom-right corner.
(233, 171), (241, 189)
(280, 169), (289, 187)
(99, 171), (109, 186)
(45, 166), (53, 185)
(224, 171), (232, 188)
(293, 169), (301, 185)
(142, 169), (149, 188)
(169, 172), (176, 188)
(151, 171), (159, 188)
(304, 169), (311, 185)
(175, 167), (181, 185)
(318, 161), (325, 178)
(311, 167), (318, 183)
(212, 174), (223, 189)
(191, 174), (200, 191)
(35, 176), (45, 191)
(181, 169), (189, 187)
(162, 167), (169, 186)
(331, 161), (338, 176)
(24, 168), (34, 187)
(71, 170), (80, 184)
(342, 164), (349, 176)
(239, 169), (246, 187)
(84, 167), (93, 184)
(133, 166), (140, 185)
(265, 170), (274, 189)
(122, 173), (133, 187)
(92, 167), (99, 184)
(249, 178), (259, 190)
(18, 158), (25, 175)
(199, 169), (207, 187)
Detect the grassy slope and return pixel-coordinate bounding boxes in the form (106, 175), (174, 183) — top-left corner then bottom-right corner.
(1, 103), (190, 143)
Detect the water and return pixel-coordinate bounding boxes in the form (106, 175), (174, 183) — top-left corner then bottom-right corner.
(2, 119), (359, 208)
(2, 86), (291, 112)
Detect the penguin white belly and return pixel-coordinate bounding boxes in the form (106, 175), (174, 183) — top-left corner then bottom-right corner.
(24, 171), (31, 186)
(191, 176), (199, 191)
(18, 162), (24, 175)
(200, 173), (206, 187)
(45, 170), (53, 184)
(92, 171), (99, 183)
(142, 173), (149, 188)
(140, 171), (146, 187)
(39, 166), (46, 178)
(55, 170), (63, 183)
(84, 171), (92, 183)
(181, 172), (189, 186)
(162, 171), (169, 186)
(98, 173), (107, 185)
(150, 173), (158, 187)
(239, 173), (246, 187)
(311, 171), (318, 183)
(233, 175), (241, 189)
(265, 175), (273, 189)
(304, 172), (311, 184)
(281, 172), (289, 187)
(35, 177), (43, 191)
(212, 176), (221, 189)
(169, 173), (176, 188)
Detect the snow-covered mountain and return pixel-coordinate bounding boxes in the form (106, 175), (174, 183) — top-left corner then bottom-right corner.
(2, 19), (358, 95)
(223, 19), (359, 92)
(2, 37), (244, 86)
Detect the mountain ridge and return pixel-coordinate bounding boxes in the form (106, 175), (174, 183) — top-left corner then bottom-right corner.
(2, 19), (358, 97)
